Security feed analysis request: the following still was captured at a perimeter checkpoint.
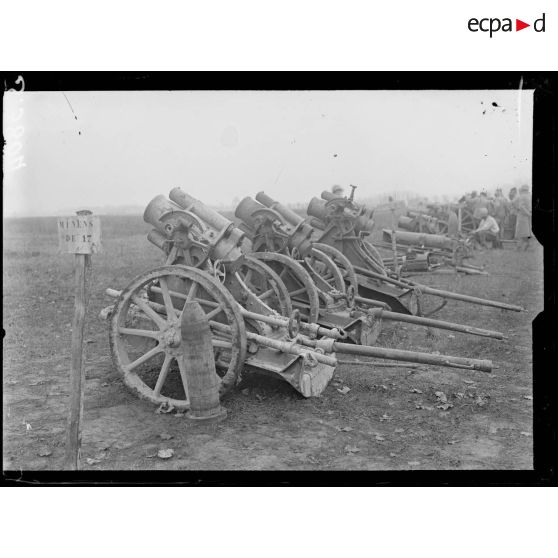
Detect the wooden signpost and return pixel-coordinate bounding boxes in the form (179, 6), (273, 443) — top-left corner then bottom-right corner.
(59, 210), (101, 470)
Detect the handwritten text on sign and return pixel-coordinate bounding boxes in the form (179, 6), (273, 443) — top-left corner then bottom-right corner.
(58, 215), (102, 254)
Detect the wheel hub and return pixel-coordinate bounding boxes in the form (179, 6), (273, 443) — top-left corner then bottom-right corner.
(161, 321), (182, 349)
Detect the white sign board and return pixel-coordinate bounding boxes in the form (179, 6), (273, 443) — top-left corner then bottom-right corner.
(58, 215), (102, 254)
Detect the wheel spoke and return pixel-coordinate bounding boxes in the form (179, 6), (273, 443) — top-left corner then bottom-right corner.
(289, 287), (307, 298)
(176, 357), (190, 401)
(165, 246), (178, 265)
(132, 295), (167, 329)
(185, 281), (199, 303)
(258, 288), (274, 300)
(118, 327), (159, 339)
(153, 353), (173, 397)
(205, 304), (225, 320)
(194, 298), (219, 308)
(210, 320), (232, 334)
(212, 327), (232, 341)
(212, 339), (233, 349)
(159, 277), (178, 320)
(126, 344), (163, 371)
(178, 280), (200, 320)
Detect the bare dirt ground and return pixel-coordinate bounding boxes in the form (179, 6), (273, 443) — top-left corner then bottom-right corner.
(3, 216), (542, 471)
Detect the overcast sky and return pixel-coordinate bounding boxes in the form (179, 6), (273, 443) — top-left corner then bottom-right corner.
(3, 89), (533, 217)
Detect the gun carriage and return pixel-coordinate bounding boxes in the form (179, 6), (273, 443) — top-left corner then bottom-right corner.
(103, 189), (502, 412)
(245, 190), (522, 317)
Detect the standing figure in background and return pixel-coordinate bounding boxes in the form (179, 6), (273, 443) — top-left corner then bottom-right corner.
(514, 184), (532, 250)
(506, 187), (518, 239)
(492, 188), (508, 239)
(472, 190), (484, 228)
(478, 191), (491, 212)
(446, 205), (459, 237)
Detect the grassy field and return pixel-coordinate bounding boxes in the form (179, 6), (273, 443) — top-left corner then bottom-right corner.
(3, 214), (542, 470)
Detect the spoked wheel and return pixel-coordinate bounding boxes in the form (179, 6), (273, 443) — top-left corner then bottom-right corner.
(252, 252), (321, 323)
(226, 255), (292, 317)
(312, 243), (359, 296)
(460, 208), (476, 235)
(437, 220), (449, 235)
(109, 265), (247, 410)
(301, 247), (346, 295)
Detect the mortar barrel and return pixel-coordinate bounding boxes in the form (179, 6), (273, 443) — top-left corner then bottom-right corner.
(320, 191), (337, 201)
(143, 195), (184, 231)
(234, 196), (265, 229)
(332, 342), (493, 373)
(169, 187), (232, 231)
(308, 217), (326, 230)
(307, 197), (329, 221)
(147, 229), (169, 251)
(255, 191), (304, 226)
(353, 265), (524, 312)
(254, 191), (276, 207)
(398, 215), (416, 230)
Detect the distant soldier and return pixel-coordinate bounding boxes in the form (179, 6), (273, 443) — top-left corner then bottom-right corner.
(446, 205), (459, 237)
(470, 207), (500, 250)
(492, 188), (508, 239)
(473, 191), (490, 221)
(471, 190), (483, 227)
(481, 191), (492, 224)
(331, 184), (344, 197)
(506, 187), (518, 237)
(514, 184), (532, 250)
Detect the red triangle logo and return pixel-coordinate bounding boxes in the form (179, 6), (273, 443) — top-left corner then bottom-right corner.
(516, 19), (530, 31)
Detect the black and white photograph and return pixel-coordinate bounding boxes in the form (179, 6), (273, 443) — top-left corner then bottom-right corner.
(2, 76), (552, 477)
